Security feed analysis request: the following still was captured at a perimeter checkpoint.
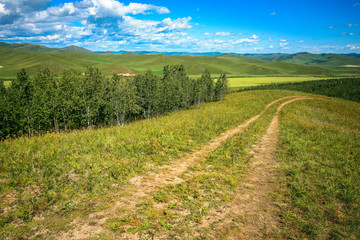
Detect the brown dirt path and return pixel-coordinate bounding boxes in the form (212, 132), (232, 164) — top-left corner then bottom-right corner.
(58, 96), (301, 239)
(198, 97), (311, 239)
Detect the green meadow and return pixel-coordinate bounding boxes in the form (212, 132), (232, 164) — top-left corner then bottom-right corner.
(228, 76), (336, 89)
(1, 90), (359, 239)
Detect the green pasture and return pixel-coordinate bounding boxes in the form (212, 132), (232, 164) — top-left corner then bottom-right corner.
(228, 76), (335, 89)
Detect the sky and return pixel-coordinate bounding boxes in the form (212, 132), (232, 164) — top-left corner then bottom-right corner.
(0, 0), (359, 53)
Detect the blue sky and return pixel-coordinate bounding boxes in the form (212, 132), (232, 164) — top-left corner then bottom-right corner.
(0, 0), (359, 53)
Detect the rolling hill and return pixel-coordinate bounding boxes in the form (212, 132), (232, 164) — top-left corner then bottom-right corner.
(0, 49), (336, 80)
(0, 42), (93, 54)
(238, 52), (360, 71)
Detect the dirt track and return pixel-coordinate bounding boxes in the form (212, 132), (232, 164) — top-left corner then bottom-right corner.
(59, 96), (309, 239)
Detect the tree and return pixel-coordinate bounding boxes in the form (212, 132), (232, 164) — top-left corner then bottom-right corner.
(0, 81), (7, 138)
(58, 70), (84, 130)
(134, 71), (161, 119)
(109, 75), (141, 126)
(7, 69), (33, 136)
(214, 73), (229, 101)
(32, 68), (61, 133)
(80, 67), (105, 127)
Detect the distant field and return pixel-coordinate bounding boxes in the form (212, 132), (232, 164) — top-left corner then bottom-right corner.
(228, 76), (335, 89)
(3, 81), (11, 87)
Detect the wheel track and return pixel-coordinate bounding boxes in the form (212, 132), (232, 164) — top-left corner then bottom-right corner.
(58, 96), (304, 240)
(197, 97), (312, 239)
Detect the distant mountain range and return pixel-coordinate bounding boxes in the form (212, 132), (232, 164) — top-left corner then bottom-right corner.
(0, 42), (93, 54)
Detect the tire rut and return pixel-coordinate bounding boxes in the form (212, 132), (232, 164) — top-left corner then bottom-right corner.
(198, 97), (311, 239)
(58, 96), (303, 239)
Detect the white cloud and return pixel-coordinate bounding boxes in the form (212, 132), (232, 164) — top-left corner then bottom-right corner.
(0, 3), (10, 15)
(234, 34), (259, 44)
(215, 32), (232, 36)
(328, 26), (334, 29)
(159, 17), (192, 31)
(348, 23), (359, 27)
(297, 40), (304, 43)
(270, 12), (276, 16)
(87, 0), (170, 18)
(347, 44), (360, 50)
(280, 42), (288, 47)
(280, 39), (287, 42)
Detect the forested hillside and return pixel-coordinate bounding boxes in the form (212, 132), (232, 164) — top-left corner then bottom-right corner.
(0, 66), (228, 139)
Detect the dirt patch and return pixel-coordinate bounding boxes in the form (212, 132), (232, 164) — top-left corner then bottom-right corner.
(0, 66), (4, 68)
(57, 96), (302, 239)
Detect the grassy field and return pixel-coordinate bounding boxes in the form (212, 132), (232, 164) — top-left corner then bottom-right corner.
(228, 76), (336, 89)
(277, 97), (360, 239)
(0, 90), (359, 239)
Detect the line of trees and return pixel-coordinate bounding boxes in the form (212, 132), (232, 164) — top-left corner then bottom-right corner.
(239, 78), (360, 103)
(0, 65), (228, 139)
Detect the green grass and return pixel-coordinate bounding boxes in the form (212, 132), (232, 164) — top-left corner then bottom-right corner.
(1, 90), (359, 239)
(228, 76), (336, 89)
(277, 98), (360, 239)
(0, 90), (305, 239)
(103, 96), (288, 239)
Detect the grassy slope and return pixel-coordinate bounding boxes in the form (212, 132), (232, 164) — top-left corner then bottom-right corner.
(277, 97), (360, 239)
(0, 90), (304, 238)
(0, 49), (336, 80)
(1, 90), (359, 239)
(240, 52), (360, 72)
(228, 76), (336, 89)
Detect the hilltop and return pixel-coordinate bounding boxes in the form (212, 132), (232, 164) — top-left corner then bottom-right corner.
(0, 42), (93, 54)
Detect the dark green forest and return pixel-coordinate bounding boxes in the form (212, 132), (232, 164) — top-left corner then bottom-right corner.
(239, 78), (360, 103)
(0, 66), (228, 140)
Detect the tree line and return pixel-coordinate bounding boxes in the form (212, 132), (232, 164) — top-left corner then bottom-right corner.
(0, 65), (229, 139)
(239, 78), (360, 103)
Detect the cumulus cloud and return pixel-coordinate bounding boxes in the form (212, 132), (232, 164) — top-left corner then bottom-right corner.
(0, 0), (195, 49)
(347, 44), (360, 50)
(204, 32), (241, 37)
(234, 34), (259, 44)
(270, 12), (276, 16)
(280, 42), (288, 47)
(348, 23), (359, 27)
